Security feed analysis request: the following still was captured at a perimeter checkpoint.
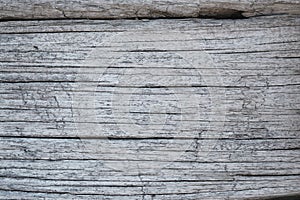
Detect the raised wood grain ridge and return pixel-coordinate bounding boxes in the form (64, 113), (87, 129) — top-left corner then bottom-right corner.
(1, 0), (300, 20)
(1, 13), (300, 199)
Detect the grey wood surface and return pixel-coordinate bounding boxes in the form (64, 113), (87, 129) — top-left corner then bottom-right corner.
(0, 1), (300, 199)
(1, 0), (300, 20)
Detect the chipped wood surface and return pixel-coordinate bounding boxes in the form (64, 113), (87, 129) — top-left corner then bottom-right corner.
(0, 2), (300, 199)
(1, 0), (300, 20)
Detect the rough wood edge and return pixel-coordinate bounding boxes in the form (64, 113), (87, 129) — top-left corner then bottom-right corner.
(0, 0), (300, 20)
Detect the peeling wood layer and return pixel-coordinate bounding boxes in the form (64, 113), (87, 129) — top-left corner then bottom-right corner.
(0, 0), (300, 20)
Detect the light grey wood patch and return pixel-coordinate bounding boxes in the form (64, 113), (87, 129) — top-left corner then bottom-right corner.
(0, 15), (299, 199)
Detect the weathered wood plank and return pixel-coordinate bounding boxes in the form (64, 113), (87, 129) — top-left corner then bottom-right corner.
(0, 0), (300, 20)
(0, 15), (299, 139)
(0, 15), (299, 199)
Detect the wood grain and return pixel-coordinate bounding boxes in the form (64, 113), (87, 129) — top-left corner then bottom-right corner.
(0, 0), (300, 20)
(0, 14), (299, 199)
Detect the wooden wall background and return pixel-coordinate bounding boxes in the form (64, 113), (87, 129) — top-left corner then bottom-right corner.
(0, 1), (299, 199)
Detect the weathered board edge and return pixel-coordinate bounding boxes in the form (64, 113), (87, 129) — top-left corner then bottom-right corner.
(0, 0), (300, 20)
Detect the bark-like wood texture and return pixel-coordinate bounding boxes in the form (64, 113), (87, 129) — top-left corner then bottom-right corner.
(1, 0), (300, 20)
(1, 0), (300, 200)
